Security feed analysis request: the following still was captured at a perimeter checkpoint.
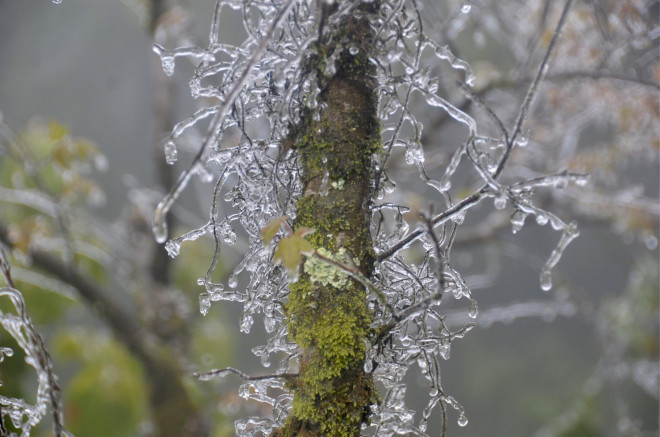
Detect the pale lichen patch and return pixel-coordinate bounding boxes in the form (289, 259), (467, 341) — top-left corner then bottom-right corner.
(304, 247), (358, 288)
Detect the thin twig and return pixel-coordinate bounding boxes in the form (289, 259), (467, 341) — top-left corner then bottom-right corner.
(494, 0), (576, 179)
(420, 207), (446, 302)
(0, 243), (14, 288)
(440, 398), (447, 437)
(193, 366), (297, 382)
(456, 81), (509, 145)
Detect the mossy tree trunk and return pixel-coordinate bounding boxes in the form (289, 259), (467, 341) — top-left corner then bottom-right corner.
(272, 3), (381, 436)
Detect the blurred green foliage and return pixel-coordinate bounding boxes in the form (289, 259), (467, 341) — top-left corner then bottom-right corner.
(52, 330), (149, 437)
(1, 119), (236, 435)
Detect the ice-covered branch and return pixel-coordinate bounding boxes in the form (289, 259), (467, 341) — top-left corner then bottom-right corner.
(493, 0), (575, 179)
(0, 248), (70, 437)
(193, 366), (296, 382)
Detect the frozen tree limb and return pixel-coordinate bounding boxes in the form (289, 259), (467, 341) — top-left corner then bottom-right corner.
(0, 246), (70, 437)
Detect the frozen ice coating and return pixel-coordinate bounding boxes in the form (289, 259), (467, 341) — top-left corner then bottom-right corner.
(149, 0), (585, 434)
(539, 221), (580, 291)
(0, 282), (71, 436)
(431, 43), (476, 87)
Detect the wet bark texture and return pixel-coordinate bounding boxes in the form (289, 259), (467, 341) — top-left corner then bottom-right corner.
(272, 3), (381, 436)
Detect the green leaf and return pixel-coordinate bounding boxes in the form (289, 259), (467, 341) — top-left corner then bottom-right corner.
(273, 233), (314, 273)
(260, 215), (289, 243)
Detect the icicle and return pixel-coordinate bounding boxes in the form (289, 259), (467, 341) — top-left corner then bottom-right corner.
(432, 44), (476, 87)
(510, 210), (527, 234)
(164, 141), (178, 165)
(539, 222), (579, 291)
(152, 165), (196, 243)
(494, 191), (507, 210)
(468, 298), (478, 319)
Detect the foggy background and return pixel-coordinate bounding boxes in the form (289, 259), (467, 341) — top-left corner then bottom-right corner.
(0, 0), (657, 436)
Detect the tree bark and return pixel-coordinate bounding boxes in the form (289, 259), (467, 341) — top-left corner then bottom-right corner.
(272, 3), (380, 436)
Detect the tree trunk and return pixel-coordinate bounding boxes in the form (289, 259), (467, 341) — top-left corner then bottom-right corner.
(273, 3), (380, 436)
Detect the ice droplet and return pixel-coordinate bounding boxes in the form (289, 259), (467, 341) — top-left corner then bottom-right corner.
(510, 210), (527, 234)
(199, 293), (211, 316)
(540, 270), (552, 291)
(494, 193), (506, 210)
(189, 77), (201, 97)
(383, 178), (396, 194)
(515, 131), (529, 148)
(574, 174), (589, 187)
(468, 298), (478, 319)
(195, 372), (214, 382)
(164, 141), (178, 165)
(160, 56), (175, 76)
(220, 221), (237, 245)
(52, 0), (62, 4)
(264, 315), (276, 333)
(348, 44), (359, 55)
(152, 205), (168, 244)
(452, 211), (466, 225)
(260, 353), (271, 368)
(536, 214), (548, 226)
(165, 240), (181, 258)
(404, 146), (424, 165)
(240, 313), (254, 333)
(539, 222), (579, 292)
(460, 2), (471, 13)
(646, 235), (658, 250)
(0, 347), (14, 362)
(439, 343), (451, 360)
(228, 274), (238, 288)
(457, 411), (469, 427)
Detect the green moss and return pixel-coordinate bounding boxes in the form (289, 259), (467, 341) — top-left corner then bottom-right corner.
(296, 126), (380, 183)
(273, 6), (381, 435)
(285, 274), (376, 436)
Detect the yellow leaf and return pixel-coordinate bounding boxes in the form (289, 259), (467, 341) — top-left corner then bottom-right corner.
(273, 234), (314, 273)
(260, 215), (289, 243)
